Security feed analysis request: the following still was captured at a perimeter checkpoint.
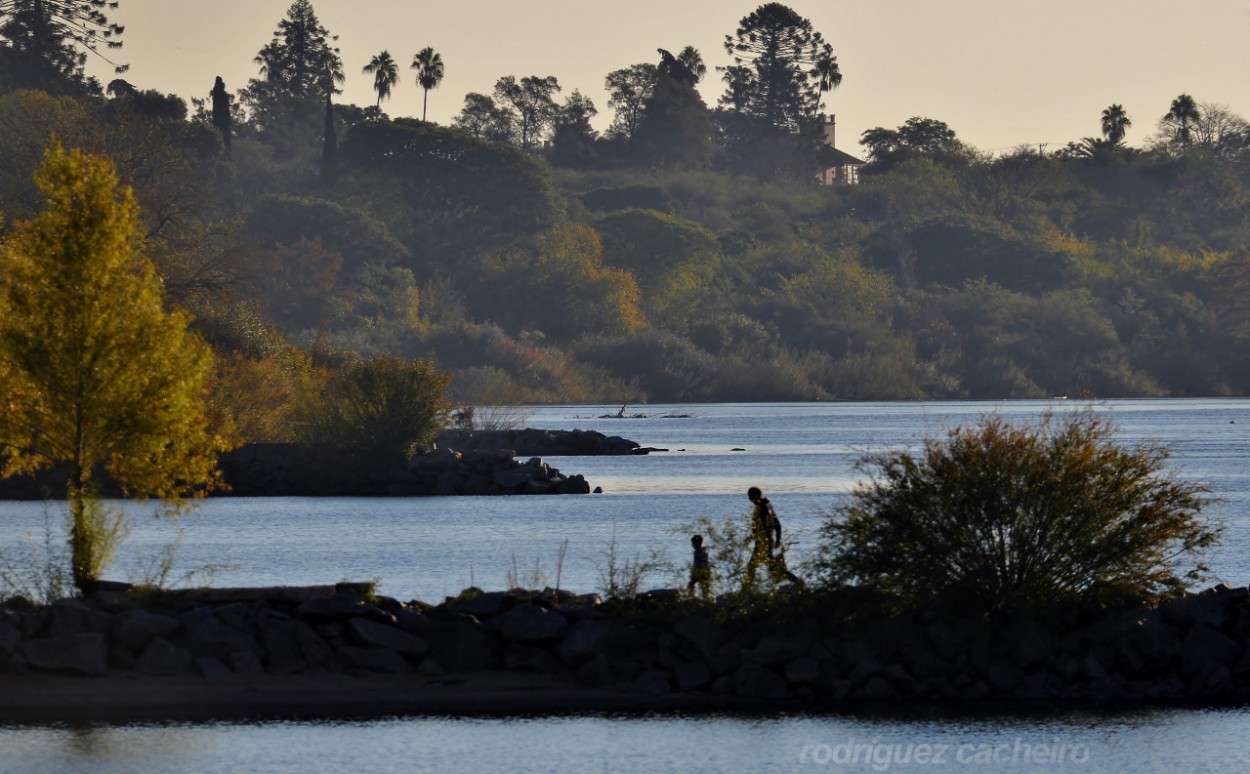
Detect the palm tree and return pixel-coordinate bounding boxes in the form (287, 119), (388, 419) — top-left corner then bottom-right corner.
(676, 46), (706, 84)
(813, 44), (843, 94)
(362, 50), (399, 107)
(1165, 94), (1200, 148)
(1100, 104), (1131, 144)
(411, 47), (445, 121)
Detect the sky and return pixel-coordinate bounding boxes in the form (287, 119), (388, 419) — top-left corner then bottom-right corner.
(93, 0), (1250, 155)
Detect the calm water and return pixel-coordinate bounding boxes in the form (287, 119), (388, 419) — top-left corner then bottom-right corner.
(3, 400), (1250, 772)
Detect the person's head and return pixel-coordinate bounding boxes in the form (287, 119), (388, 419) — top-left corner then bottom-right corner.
(747, 486), (762, 502)
(691, 534), (703, 548)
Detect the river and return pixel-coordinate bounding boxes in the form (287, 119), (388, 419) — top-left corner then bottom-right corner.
(2, 400), (1249, 772)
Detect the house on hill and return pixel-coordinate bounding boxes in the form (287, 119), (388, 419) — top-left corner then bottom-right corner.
(817, 114), (863, 185)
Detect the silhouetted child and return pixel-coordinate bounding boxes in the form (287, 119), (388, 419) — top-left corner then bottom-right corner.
(687, 534), (712, 601)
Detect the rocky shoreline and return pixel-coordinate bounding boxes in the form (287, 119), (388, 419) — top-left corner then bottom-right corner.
(4, 581), (1250, 721)
(0, 429), (643, 499)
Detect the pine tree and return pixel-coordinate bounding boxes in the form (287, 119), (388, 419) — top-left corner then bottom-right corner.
(0, 0), (127, 94)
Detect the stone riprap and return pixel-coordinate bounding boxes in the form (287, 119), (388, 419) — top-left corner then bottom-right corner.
(218, 443), (595, 496)
(4, 583), (1250, 705)
(0, 430), (636, 499)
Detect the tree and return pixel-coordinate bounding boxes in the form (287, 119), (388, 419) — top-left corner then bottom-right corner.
(1190, 102), (1250, 159)
(859, 116), (965, 173)
(604, 62), (658, 141)
(631, 64), (712, 171)
(719, 2), (840, 131)
(302, 355), (451, 460)
(0, 0), (127, 95)
(493, 74), (561, 151)
(811, 410), (1218, 610)
(252, 0), (343, 100)
(676, 45), (706, 84)
(1162, 93), (1199, 149)
(452, 92), (511, 141)
(411, 46), (444, 121)
(210, 75), (232, 149)
(1100, 103), (1131, 144)
(549, 89), (598, 168)
(0, 144), (227, 589)
(362, 49), (398, 108)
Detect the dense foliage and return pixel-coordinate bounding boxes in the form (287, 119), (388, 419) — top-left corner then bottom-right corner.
(4, 1), (1250, 425)
(809, 410), (1220, 610)
(0, 144), (227, 587)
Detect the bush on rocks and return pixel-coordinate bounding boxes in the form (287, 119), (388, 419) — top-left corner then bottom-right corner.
(810, 408), (1221, 611)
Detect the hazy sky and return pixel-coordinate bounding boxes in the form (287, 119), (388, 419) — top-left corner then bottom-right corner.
(95, 0), (1250, 155)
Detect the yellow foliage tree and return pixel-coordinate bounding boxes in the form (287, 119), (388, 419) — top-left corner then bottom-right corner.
(0, 143), (229, 589)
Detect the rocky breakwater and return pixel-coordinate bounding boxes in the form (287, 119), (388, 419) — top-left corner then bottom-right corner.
(6, 582), (1250, 707)
(217, 442), (597, 497)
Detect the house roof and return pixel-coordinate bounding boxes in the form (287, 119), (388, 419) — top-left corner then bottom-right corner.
(828, 147), (864, 166)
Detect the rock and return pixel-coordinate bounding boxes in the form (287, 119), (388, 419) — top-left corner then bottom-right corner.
(44, 600), (112, 638)
(336, 645), (413, 674)
(1181, 625), (1241, 675)
(417, 657), (446, 676)
(428, 619), (502, 672)
(984, 659), (1022, 693)
(671, 617), (726, 664)
(230, 650), (264, 675)
(346, 618), (430, 657)
(784, 657), (819, 685)
(0, 615), (21, 656)
(1189, 585), (1249, 630)
(136, 638), (193, 675)
(454, 591), (517, 619)
(575, 653), (613, 687)
(637, 670), (674, 695)
(197, 657), (232, 679)
(20, 634), (109, 676)
(1082, 653), (1109, 681)
(860, 676), (895, 699)
(732, 665), (787, 699)
(294, 597), (373, 619)
(179, 610), (264, 660)
(672, 660), (712, 691)
(1188, 660), (1233, 696)
(555, 619), (613, 665)
(110, 609), (180, 651)
(504, 644), (563, 673)
(492, 603), (569, 641)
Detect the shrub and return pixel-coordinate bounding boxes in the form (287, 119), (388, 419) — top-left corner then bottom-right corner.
(809, 409), (1220, 610)
(303, 355), (451, 460)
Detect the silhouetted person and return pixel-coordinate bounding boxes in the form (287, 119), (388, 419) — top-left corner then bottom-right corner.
(687, 534), (712, 600)
(744, 486), (803, 590)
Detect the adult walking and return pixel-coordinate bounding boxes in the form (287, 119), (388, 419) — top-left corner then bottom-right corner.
(744, 486), (803, 590)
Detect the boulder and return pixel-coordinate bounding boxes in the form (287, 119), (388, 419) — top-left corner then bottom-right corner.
(732, 665), (787, 699)
(44, 600), (112, 638)
(20, 633), (109, 676)
(110, 609), (180, 652)
(784, 657), (820, 686)
(336, 645), (413, 674)
(672, 660), (712, 692)
(454, 591), (517, 619)
(0, 616), (21, 656)
(492, 603), (569, 641)
(136, 637), (194, 676)
(1181, 625), (1241, 675)
(555, 619), (613, 665)
(346, 618), (430, 657)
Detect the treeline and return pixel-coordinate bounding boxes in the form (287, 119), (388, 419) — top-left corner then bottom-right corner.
(3, 1), (1250, 435)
